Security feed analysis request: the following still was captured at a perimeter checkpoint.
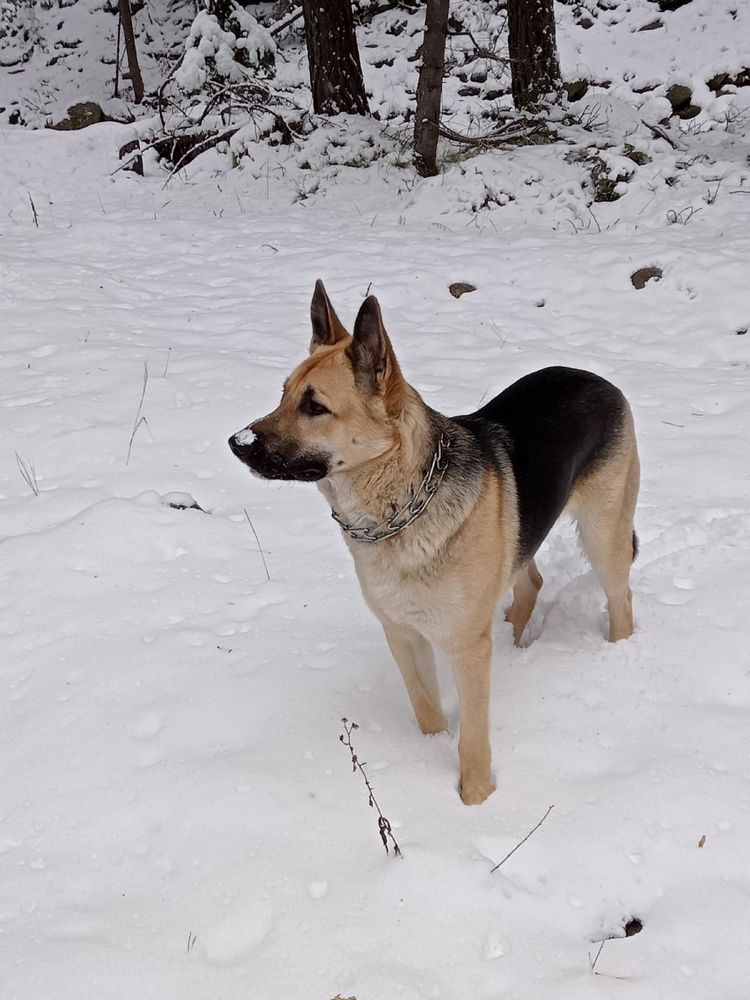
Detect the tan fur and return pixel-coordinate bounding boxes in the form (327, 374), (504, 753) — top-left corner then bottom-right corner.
(506, 559), (544, 646)
(241, 283), (639, 805)
(566, 408), (640, 643)
(252, 346), (400, 473)
(328, 465), (517, 805)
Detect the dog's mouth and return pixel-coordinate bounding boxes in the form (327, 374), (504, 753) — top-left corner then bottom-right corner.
(228, 433), (329, 482)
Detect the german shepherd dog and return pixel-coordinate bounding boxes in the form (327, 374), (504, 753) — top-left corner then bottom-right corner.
(229, 281), (639, 805)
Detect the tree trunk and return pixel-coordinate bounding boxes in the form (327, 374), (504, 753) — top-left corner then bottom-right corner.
(301, 0), (369, 116)
(507, 0), (561, 110)
(118, 0), (144, 104)
(413, 0), (450, 178)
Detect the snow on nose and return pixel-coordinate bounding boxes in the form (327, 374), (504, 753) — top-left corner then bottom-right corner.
(234, 426), (256, 446)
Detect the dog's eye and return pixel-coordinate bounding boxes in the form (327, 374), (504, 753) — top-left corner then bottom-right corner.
(299, 396), (330, 417)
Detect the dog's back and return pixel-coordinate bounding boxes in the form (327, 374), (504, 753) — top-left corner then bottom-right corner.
(456, 366), (634, 564)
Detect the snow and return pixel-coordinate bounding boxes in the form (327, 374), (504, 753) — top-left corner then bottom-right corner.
(2, 5), (750, 999)
(0, 0), (191, 125)
(175, 10), (275, 93)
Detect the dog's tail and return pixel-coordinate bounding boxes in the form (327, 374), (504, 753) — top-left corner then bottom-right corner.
(632, 530), (639, 562)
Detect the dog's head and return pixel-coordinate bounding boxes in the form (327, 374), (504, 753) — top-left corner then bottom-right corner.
(229, 281), (405, 482)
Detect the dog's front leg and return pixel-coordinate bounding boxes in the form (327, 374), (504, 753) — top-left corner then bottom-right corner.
(381, 620), (447, 735)
(446, 628), (495, 805)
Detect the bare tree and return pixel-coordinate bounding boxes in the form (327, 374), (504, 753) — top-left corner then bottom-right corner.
(413, 0), (450, 177)
(507, 0), (561, 110)
(302, 0), (369, 115)
(118, 0), (144, 104)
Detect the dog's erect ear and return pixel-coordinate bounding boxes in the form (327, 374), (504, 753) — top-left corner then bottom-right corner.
(347, 295), (401, 395)
(309, 279), (348, 353)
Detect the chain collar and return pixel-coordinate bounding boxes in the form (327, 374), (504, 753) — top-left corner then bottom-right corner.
(331, 433), (451, 543)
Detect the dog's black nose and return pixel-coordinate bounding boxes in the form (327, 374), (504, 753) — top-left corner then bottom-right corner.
(229, 429), (259, 465)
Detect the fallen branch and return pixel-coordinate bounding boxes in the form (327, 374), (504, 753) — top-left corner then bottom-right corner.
(447, 26), (508, 64)
(436, 119), (548, 148)
(114, 134), (171, 176)
(163, 125), (241, 185)
(0, 46), (33, 68)
(195, 79), (274, 126)
(642, 120), (683, 150)
(269, 7), (304, 37)
(357, 0), (420, 25)
(115, 121), (213, 176)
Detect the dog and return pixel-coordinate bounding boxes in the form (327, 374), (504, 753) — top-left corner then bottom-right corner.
(229, 281), (640, 805)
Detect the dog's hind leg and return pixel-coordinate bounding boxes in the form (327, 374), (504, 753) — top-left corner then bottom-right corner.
(574, 450), (640, 643)
(382, 621), (447, 735)
(505, 559), (543, 645)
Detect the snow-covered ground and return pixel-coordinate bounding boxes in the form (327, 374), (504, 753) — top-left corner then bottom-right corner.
(2, 6), (750, 997)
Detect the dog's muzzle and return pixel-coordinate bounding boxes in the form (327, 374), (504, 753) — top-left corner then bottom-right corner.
(228, 428), (329, 482)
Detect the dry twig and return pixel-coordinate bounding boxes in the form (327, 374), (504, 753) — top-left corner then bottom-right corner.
(490, 803), (554, 872)
(340, 719), (402, 857)
(269, 8), (304, 37)
(642, 120), (683, 150)
(157, 51), (186, 131)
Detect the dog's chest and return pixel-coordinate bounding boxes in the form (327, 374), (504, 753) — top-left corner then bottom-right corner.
(349, 544), (450, 636)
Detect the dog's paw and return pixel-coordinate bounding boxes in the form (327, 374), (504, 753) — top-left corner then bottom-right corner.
(418, 715), (448, 736)
(413, 702), (448, 735)
(459, 777), (495, 806)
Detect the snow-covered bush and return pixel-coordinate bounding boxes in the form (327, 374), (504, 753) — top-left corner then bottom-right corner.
(174, 4), (275, 95)
(0, 0), (44, 63)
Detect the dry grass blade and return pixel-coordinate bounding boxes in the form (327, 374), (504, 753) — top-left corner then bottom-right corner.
(243, 508), (271, 581)
(15, 452), (39, 496)
(589, 940), (605, 972)
(126, 361), (150, 465)
(28, 193), (39, 228)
